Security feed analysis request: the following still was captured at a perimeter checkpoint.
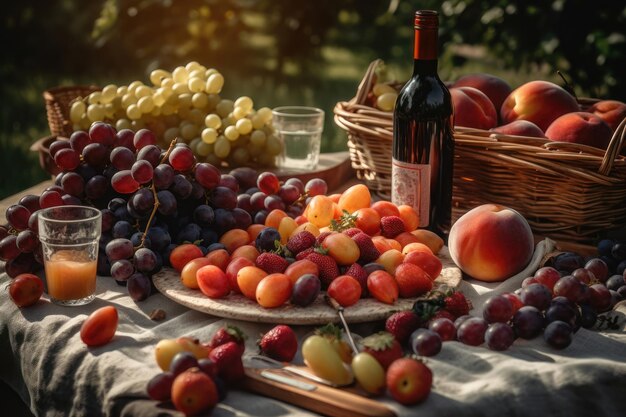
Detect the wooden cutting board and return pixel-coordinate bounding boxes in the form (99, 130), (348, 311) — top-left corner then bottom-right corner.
(242, 367), (397, 417)
(152, 246), (461, 325)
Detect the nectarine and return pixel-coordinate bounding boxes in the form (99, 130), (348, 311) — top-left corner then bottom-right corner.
(500, 80), (579, 131)
(490, 120), (545, 138)
(453, 73), (512, 114)
(588, 100), (626, 132)
(545, 112), (612, 150)
(450, 86), (498, 129)
(448, 204), (534, 282)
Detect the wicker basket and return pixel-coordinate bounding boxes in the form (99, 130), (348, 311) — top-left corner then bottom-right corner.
(43, 85), (100, 137)
(334, 60), (626, 245)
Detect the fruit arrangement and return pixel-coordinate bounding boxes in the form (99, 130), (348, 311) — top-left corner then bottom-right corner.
(369, 72), (626, 150)
(173, 181), (449, 309)
(64, 61), (281, 168)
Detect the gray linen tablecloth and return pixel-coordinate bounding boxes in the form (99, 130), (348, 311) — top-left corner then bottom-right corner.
(2, 243), (626, 417)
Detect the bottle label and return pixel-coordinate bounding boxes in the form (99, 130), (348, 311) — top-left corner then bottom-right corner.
(391, 158), (430, 227)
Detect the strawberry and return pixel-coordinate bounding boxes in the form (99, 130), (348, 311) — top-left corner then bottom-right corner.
(380, 215), (406, 238)
(258, 324), (298, 362)
(351, 232), (380, 264)
(342, 227), (362, 237)
(295, 247), (315, 261)
(361, 331), (404, 370)
(286, 231), (316, 255)
(207, 325), (247, 355)
(209, 341), (245, 385)
(444, 291), (472, 318)
(306, 251), (339, 288)
(255, 252), (289, 274)
(315, 231), (333, 246)
(430, 309), (456, 322)
(385, 311), (422, 343)
(344, 262), (368, 296)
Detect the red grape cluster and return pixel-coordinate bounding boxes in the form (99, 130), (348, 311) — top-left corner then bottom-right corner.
(418, 254), (625, 354)
(1, 121), (325, 301)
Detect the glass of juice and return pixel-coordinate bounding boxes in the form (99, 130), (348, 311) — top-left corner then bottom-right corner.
(272, 106), (324, 171)
(38, 205), (102, 306)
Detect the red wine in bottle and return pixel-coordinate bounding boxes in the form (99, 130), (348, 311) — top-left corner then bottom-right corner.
(392, 10), (454, 239)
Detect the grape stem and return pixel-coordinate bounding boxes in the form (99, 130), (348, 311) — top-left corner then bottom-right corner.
(136, 139), (178, 249)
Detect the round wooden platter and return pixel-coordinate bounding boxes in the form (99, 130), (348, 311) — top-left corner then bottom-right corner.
(153, 247), (462, 325)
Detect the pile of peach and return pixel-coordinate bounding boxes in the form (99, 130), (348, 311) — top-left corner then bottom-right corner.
(171, 184), (446, 308)
(449, 73), (625, 149)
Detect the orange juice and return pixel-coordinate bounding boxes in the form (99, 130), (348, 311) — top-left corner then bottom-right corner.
(44, 249), (97, 301)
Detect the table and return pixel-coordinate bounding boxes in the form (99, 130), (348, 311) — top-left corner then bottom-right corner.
(2, 181), (626, 417)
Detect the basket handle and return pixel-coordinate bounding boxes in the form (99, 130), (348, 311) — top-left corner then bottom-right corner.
(598, 117), (626, 176)
(354, 59), (383, 105)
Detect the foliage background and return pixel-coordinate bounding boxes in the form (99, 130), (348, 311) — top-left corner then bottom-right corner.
(1, 0), (624, 199)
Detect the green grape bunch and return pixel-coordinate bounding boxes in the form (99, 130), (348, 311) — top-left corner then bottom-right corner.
(68, 61), (283, 168)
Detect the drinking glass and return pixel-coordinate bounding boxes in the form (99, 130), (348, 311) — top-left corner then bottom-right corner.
(272, 106), (324, 171)
(38, 205), (102, 306)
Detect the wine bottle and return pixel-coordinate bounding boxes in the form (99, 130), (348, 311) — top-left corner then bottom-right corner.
(392, 9), (454, 239)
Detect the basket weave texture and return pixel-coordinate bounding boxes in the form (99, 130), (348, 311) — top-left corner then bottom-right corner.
(334, 60), (626, 245)
(43, 85), (100, 137)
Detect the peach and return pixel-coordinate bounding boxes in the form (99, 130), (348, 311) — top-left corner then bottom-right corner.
(545, 112), (612, 150)
(490, 120), (545, 138)
(450, 86), (498, 129)
(403, 251), (442, 280)
(448, 204), (534, 282)
(588, 100), (626, 132)
(372, 236), (394, 254)
(402, 242), (434, 256)
(453, 73), (512, 114)
(371, 201), (400, 219)
(500, 80), (579, 131)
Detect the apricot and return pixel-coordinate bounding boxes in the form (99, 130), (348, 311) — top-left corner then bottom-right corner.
(237, 266), (268, 300)
(401, 242), (434, 256)
(354, 207), (381, 236)
(545, 111), (613, 150)
(265, 209), (288, 229)
(448, 204), (534, 282)
(180, 257), (213, 289)
(224, 257), (254, 293)
(218, 228), (250, 253)
(394, 232), (420, 249)
(278, 216), (298, 243)
(500, 80), (579, 131)
(450, 86), (498, 129)
(322, 232), (361, 266)
(375, 249), (405, 275)
(397, 205), (419, 232)
(231, 244), (260, 263)
(409, 229), (443, 254)
(338, 184), (371, 214)
(204, 248), (230, 271)
(285, 259), (319, 285)
(256, 273), (292, 308)
(371, 201), (400, 218)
